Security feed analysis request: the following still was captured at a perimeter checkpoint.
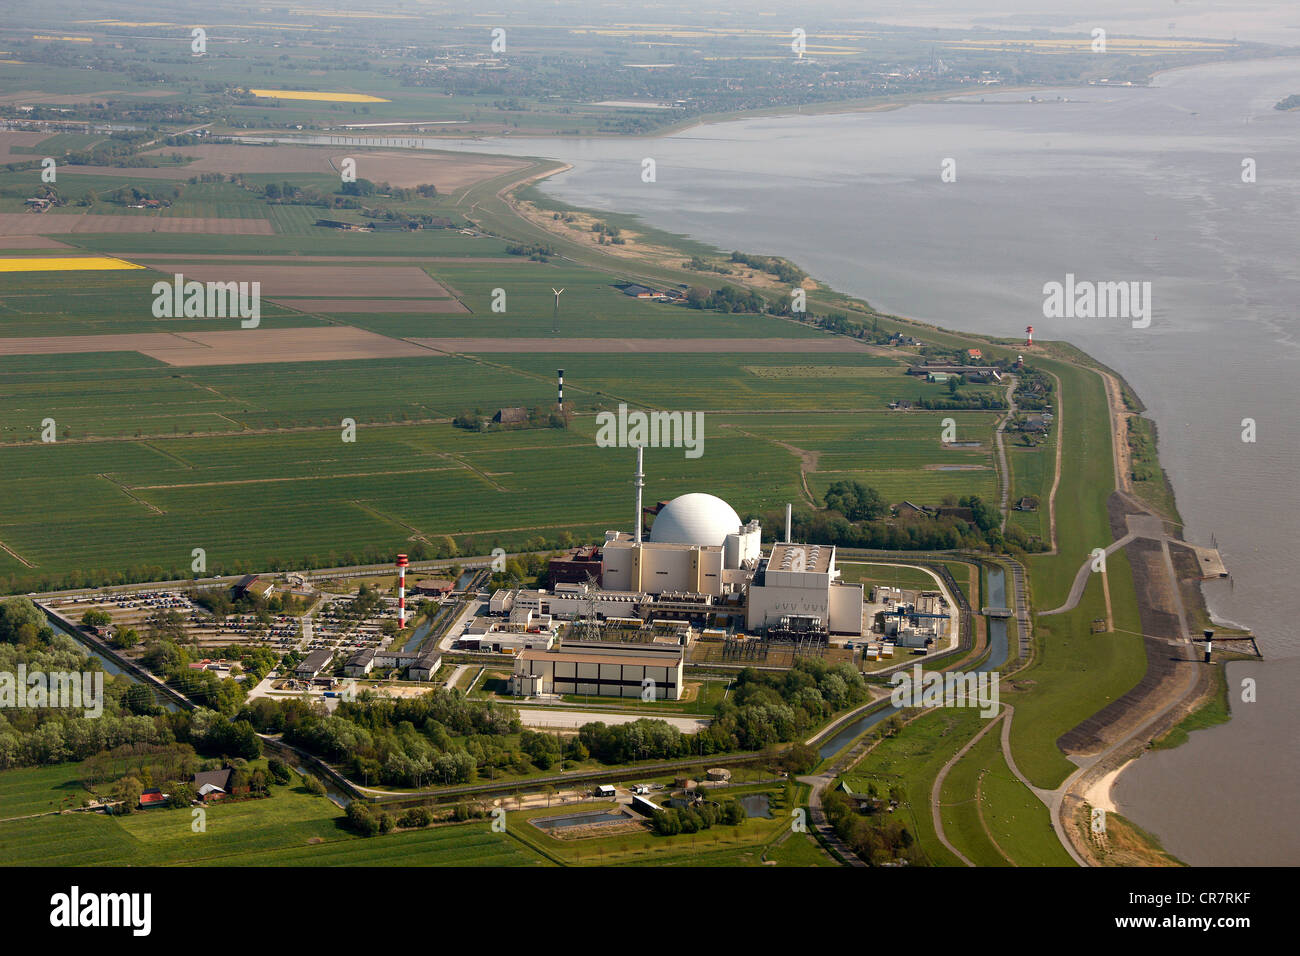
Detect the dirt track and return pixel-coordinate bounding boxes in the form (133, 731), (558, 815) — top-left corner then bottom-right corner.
(0, 213), (272, 236)
(138, 263), (452, 298)
(273, 298), (468, 313)
(0, 326), (432, 366)
(410, 336), (873, 354)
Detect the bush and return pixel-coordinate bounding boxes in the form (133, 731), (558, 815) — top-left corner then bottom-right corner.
(346, 801), (380, 836)
(398, 806), (434, 829)
(267, 758), (292, 786)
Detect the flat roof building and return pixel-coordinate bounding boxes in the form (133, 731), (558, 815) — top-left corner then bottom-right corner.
(510, 641), (684, 700)
(746, 542), (864, 636)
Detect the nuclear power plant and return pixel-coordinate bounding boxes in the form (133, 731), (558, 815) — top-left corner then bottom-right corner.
(509, 449), (867, 638)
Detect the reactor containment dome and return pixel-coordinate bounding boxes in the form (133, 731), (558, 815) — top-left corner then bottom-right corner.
(650, 493), (743, 547)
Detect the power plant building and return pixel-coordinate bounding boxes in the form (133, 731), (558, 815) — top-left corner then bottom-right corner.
(746, 543), (864, 636)
(513, 454), (869, 650)
(510, 640), (685, 700)
(601, 492), (761, 597)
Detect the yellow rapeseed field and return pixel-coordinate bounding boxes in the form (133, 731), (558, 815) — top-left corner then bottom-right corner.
(247, 89), (390, 103)
(0, 257), (143, 272)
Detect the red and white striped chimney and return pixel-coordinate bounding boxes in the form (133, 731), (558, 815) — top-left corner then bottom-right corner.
(396, 553), (409, 628)
(1025, 325), (1034, 347)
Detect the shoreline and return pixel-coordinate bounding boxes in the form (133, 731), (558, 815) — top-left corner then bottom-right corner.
(220, 49), (1300, 151)
(469, 140), (1261, 867)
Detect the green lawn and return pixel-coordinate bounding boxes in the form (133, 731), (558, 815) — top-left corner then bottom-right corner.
(939, 717), (1074, 866)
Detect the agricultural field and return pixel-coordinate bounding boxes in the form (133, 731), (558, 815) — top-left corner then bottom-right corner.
(0, 763), (549, 867)
(0, 266), (1008, 589)
(0, 764), (93, 819)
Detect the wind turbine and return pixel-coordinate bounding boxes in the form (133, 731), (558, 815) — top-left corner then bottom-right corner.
(551, 288), (564, 333)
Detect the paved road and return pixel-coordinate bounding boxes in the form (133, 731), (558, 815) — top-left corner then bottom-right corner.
(799, 773), (868, 867)
(1040, 532), (1137, 616)
(930, 708), (1010, 866)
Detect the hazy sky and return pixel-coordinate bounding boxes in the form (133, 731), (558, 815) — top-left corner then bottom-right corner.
(791, 1), (1300, 46)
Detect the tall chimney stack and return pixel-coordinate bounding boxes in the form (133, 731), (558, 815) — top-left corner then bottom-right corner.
(396, 553), (409, 629)
(785, 503), (792, 543)
(634, 446), (645, 544)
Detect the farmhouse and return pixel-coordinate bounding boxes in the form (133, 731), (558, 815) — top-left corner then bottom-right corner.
(193, 768), (233, 802)
(492, 406), (528, 425)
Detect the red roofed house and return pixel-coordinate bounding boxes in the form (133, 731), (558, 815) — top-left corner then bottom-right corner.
(138, 788), (168, 809)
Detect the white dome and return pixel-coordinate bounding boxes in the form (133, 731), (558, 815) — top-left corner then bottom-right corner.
(650, 493), (742, 547)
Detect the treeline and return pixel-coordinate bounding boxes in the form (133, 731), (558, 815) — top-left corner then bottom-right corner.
(762, 490), (1046, 556)
(0, 596), (266, 770)
(227, 657), (871, 790)
(63, 131), (172, 167)
(241, 690), (519, 787)
(914, 393), (1007, 411)
(684, 284), (766, 313)
(506, 242), (556, 261)
(729, 250), (805, 285)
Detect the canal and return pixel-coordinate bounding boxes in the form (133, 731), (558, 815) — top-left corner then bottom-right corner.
(816, 565), (1009, 760)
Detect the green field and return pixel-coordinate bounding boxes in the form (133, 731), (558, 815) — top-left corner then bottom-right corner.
(0, 763), (549, 867)
(0, 764), (94, 819)
(938, 717), (1074, 866)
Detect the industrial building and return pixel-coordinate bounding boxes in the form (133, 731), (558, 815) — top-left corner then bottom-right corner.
(510, 640), (685, 700)
(746, 542), (864, 636)
(504, 449), (870, 640)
